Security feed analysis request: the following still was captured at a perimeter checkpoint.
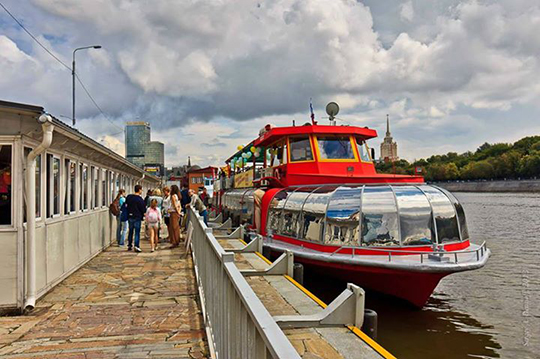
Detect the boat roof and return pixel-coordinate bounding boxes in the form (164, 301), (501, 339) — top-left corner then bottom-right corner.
(226, 124), (377, 162)
(254, 124), (377, 147)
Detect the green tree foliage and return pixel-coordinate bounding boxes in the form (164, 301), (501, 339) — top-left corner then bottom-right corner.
(376, 136), (540, 180)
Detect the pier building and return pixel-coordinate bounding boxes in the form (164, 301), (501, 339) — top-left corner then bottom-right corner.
(0, 100), (160, 312)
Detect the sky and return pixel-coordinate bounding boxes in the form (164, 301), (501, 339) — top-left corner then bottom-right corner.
(2, 0), (540, 168)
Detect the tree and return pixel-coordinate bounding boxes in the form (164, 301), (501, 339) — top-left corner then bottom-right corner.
(461, 160), (494, 180)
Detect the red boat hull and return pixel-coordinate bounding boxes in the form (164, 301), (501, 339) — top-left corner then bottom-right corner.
(284, 253), (450, 308)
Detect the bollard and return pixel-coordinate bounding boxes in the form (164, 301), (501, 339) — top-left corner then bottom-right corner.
(293, 263), (304, 285)
(361, 309), (378, 340)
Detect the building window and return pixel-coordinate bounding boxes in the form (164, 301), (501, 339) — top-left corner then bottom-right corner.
(82, 165), (88, 210)
(101, 169), (106, 207)
(64, 159), (69, 215)
(53, 157), (60, 216)
(289, 136), (313, 162)
(70, 161), (76, 212)
(92, 167), (99, 209)
(0, 145), (12, 225)
(317, 136), (355, 160)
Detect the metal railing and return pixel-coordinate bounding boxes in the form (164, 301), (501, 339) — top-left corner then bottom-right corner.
(323, 240), (488, 264)
(188, 208), (301, 359)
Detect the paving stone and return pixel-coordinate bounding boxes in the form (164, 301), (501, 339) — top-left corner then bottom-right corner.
(0, 239), (208, 358)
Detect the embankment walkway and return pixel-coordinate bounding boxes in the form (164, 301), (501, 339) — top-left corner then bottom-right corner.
(0, 242), (208, 359)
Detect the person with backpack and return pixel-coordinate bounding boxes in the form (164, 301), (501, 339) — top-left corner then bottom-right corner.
(145, 198), (162, 252)
(110, 189), (126, 246)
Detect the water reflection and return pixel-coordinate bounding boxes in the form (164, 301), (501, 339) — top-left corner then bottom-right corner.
(303, 268), (502, 359)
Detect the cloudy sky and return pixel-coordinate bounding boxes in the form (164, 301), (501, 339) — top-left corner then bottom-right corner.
(2, 0), (540, 167)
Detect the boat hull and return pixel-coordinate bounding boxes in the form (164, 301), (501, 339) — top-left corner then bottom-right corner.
(271, 249), (450, 307)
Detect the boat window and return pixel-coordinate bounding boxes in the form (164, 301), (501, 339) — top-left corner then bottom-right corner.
(325, 186), (362, 245)
(317, 136), (355, 160)
(356, 138), (372, 162)
(419, 186), (460, 243)
(281, 187), (312, 238)
(266, 189), (289, 235)
(0, 145), (12, 225)
(289, 136), (313, 162)
(361, 186), (399, 246)
(438, 188), (469, 241)
(394, 186), (434, 246)
(299, 186), (335, 242)
(269, 141), (287, 167)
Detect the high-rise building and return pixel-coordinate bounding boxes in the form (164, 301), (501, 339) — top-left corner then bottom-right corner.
(125, 122), (150, 168)
(125, 122), (165, 177)
(380, 115), (398, 162)
(144, 141), (165, 177)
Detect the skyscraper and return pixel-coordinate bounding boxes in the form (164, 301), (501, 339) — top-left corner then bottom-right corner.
(125, 122), (150, 168)
(144, 141), (165, 177)
(380, 115), (398, 162)
(125, 122), (165, 177)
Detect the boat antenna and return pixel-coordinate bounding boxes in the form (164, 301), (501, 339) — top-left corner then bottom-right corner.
(325, 102), (339, 126)
(309, 98), (317, 125)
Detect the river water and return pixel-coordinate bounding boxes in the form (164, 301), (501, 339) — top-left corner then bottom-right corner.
(303, 192), (540, 358)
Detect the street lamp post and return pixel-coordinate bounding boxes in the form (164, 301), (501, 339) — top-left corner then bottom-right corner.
(72, 45), (102, 127)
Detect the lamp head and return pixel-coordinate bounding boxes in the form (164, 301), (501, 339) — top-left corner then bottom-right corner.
(93, 45), (102, 49)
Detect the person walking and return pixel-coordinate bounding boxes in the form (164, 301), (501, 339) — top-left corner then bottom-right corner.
(126, 184), (146, 252)
(168, 185), (182, 247)
(188, 189), (208, 225)
(162, 187), (171, 242)
(149, 188), (164, 241)
(145, 199), (162, 252)
(180, 184), (190, 231)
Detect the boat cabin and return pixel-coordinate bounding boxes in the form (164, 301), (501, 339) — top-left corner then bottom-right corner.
(224, 124), (422, 189)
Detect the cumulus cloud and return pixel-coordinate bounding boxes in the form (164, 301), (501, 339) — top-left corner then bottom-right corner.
(2, 0), (540, 166)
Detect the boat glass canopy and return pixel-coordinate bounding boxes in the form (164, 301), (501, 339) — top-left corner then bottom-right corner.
(267, 184), (468, 247)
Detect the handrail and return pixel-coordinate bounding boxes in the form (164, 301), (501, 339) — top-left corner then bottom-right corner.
(188, 208), (300, 359)
(272, 236), (488, 264)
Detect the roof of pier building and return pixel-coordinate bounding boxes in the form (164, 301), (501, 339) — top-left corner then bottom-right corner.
(0, 99), (160, 184)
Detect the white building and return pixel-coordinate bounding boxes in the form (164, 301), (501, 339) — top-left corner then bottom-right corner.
(0, 100), (160, 312)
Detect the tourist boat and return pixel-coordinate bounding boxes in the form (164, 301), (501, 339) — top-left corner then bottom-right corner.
(213, 104), (490, 307)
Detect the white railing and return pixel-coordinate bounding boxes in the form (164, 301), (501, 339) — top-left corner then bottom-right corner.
(188, 208), (301, 359)
(323, 241), (489, 264)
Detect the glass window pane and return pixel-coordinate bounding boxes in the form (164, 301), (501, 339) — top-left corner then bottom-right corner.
(36, 154), (41, 218)
(356, 138), (371, 162)
(325, 186), (362, 245)
(64, 159), (69, 215)
(394, 186), (434, 246)
(290, 137), (313, 162)
(83, 166), (88, 210)
(361, 186), (399, 246)
(0, 145), (12, 225)
(281, 187), (312, 238)
(317, 136), (355, 160)
(438, 187), (469, 240)
(53, 158), (60, 215)
(70, 162), (76, 212)
(300, 186), (336, 242)
(419, 186), (460, 243)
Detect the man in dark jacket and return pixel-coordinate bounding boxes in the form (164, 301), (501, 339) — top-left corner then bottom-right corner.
(126, 184), (146, 252)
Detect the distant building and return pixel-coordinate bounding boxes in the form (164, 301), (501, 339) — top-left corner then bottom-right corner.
(125, 122), (150, 168)
(125, 122), (165, 177)
(380, 115), (398, 162)
(187, 166), (217, 192)
(144, 141), (165, 177)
